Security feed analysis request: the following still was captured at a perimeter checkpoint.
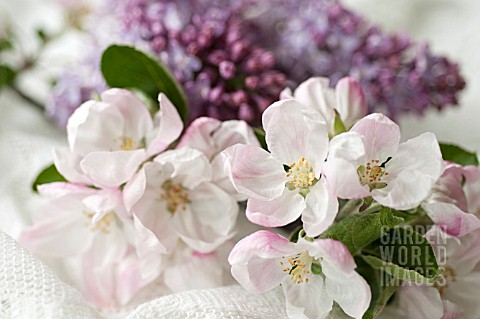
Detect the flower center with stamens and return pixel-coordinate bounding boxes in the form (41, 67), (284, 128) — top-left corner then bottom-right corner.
(357, 159), (389, 190)
(83, 211), (115, 234)
(434, 266), (456, 296)
(120, 136), (136, 150)
(161, 180), (190, 213)
(286, 157), (318, 193)
(280, 251), (314, 284)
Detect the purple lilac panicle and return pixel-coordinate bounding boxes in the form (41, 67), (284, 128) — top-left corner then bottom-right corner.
(48, 0), (465, 126)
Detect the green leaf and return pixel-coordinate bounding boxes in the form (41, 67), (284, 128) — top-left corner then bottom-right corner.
(0, 65), (15, 89)
(320, 207), (404, 254)
(439, 143), (478, 166)
(362, 227), (439, 284)
(253, 127), (268, 150)
(0, 38), (13, 52)
(101, 45), (188, 121)
(32, 164), (67, 192)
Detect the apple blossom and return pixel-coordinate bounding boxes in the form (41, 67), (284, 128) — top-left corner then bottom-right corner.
(422, 163), (480, 237)
(54, 88), (183, 188)
(19, 182), (154, 306)
(281, 76), (367, 133)
(228, 230), (371, 319)
(223, 99), (338, 237)
(324, 113), (444, 210)
(124, 148), (238, 255)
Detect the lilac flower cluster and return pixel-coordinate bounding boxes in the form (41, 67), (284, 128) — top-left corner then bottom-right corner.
(245, 0), (465, 118)
(116, 0), (286, 124)
(48, 0), (465, 126)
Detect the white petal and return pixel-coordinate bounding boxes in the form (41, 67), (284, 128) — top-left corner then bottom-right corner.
(397, 285), (443, 319)
(80, 149), (147, 188)
(147, 93), (184, 156)
(283, 276), (334, 319)
(154, 148), (212, 188)
(246, 189), (305, 227)
(222, 144), (286, 200)
(335, 77), (367, 128)
(53, 147), (91, 184)
(350, 113), (400, 162)
(302, 179), (339, 237)
(176, 117), (221, 159)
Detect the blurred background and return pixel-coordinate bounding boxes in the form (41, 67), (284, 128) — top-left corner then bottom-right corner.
(0, 0), (479, 238)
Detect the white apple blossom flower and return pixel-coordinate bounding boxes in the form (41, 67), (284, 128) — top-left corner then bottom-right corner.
(281, 76), (367, 133)
(123, 148), (238, 256)
(223, 99), (338, 237)
(19, 182), (152, 307)
(229, 230), (371, 319)
(54, 88), (183, 188)
(324, 113), (444, 210)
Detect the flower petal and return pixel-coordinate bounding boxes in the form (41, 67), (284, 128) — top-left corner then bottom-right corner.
(397, 285), (443, 319)
(335, 77), (367, 128)
(323, 263), (371, 319)
(350, 113), (400, 162)
(53, 147), (91, 184)
(374, 132), (443, 210)
(177, 117), (221, 159)
(283, 276), (334, 319)
(302, 179), (339, 237)
(263, 99), (328, 166)
(302, 238), (356, 274)
(228, 230), (296, 293)
(101, 88), (153, 142)
(154, 148), (212, 189)
(424, 202), (480, 237)
(324, 132), (369, 199)
(80, 149), (147, 188)
(246, 189), (305, 228)
(222, 144), (286, 200)
(147, 93), (184, 155)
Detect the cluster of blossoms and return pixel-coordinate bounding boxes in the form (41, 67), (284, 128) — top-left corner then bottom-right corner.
(47, 0), (464, 127)
(224, 76), (480, 318)
(20, 88), (260, 307)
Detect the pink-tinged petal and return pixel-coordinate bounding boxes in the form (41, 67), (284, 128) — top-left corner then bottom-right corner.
(350, 113), (400, 162)
(214, 120), (260, 152)
(335, 77), (367, 128)
(324, 132), (369, 199)
(397, 285), (443, 319)
(123, 167), (147, 213)
(222, 144), (286, 201)
(302, 179), (339, 237)
(172, 183), (238, 253)
(83, 189), (125, 223)
(19, 197), (93, 257)
(115, 251), (158, 305)
(177, 117), (221, 159)
(67, 100), (125, 155)
(211, 154), (248, 201)
(164, 250), (223, 293)
(246, 189), (305, 228)
(263, 99), (329, 166)
(322, 263), (371, 319)
(302, 238), (356, 274)
(82, 251), (116, 308)
(154, 148), (212, 189)
(101, 88), (153, 141)
(292, 77), (336, 130)
(52, 148), (91, 184)
(424, 202), (480, 237)
(80, 149), (146, 188)
(430, 163), (469, 212)
(375, 132), (443, 210)
(147, 93), (184, 156)
(283, 276), (333, 319)
(229, 230), (296, 293)
(37, 182), (95, 198)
